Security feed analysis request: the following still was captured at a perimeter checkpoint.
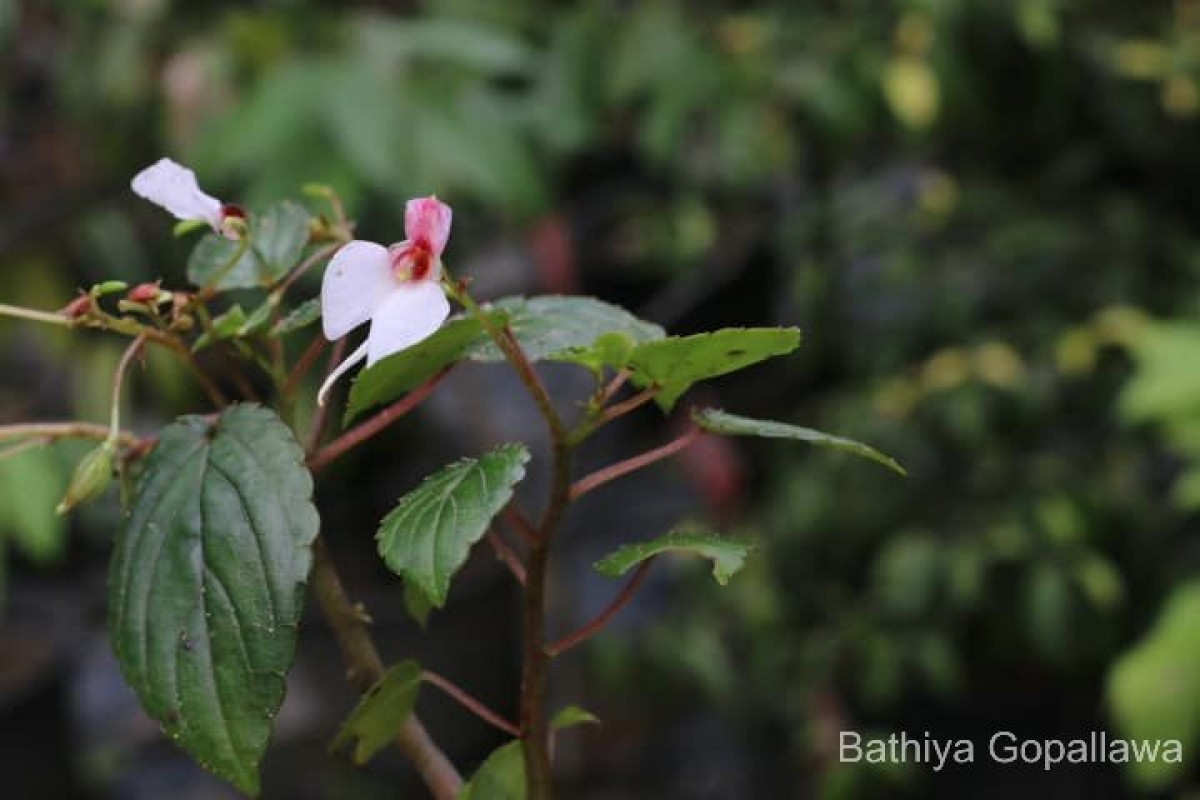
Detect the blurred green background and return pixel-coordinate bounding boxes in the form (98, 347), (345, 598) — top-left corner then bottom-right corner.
(5, 0), (1200, 798)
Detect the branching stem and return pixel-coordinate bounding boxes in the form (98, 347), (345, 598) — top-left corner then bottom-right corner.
(421, 670), (521, 737)
(545, 558), (656, 657)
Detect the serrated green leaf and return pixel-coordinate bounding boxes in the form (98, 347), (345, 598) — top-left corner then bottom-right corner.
(377, 444), (530, 607)
(626, 327), (801, 409)
(331, 661), (422, 765)
(186, 202), (311, 290)
(551, 705), (600, 729)
(459, 741), (525, 800)
(466, 296), (664, 363)
(694, 408), (906, 476)
(273, 298), (322, 335)
(108, 404), (319, 795)
(595, 527), (752, 586)
(344, 311), (506, 423)
(0, 445), (69, 563)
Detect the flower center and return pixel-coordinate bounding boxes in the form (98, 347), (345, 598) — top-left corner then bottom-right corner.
(390, 242), (437, 283)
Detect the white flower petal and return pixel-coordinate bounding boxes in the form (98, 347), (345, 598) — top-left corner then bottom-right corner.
(316, 340), (368, 407)
(366, 282), (450, 366)
(131, 158), (223, 228)
(321, 240), (395, 340)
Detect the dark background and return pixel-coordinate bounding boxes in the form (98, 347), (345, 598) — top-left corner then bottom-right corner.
(3, 1), (1200, 798)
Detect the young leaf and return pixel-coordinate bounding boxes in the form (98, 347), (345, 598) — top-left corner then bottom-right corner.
(459, 741), (525, 800)
(344, 311), (506, 423)
(465, 296), (664, 363)
(108, 404), (319, 796)
(331, 661), (423, 765)
(272, 297), (322, 335)
(377, 444), (530, 607)
(192, 304), (249, 351)
(187, 202), (311, 290)
(551, 705), (600, 729)
(595, 527), (752, 586)
(626, 327), (802, 409)
(694, 408), (906, 476)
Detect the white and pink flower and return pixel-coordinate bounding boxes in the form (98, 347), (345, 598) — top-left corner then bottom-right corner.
(131, 157), (244, 237)
(317, 196), (453, 405)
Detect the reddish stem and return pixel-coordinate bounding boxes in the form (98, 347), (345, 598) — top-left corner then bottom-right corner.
(284, 334), (328, 397)
(545, 557), (656, 657)
(422, 671), (521, 738)
(305, 339), (347, 454)
(306, 368), (450, 473)
(569, 426), (705, 501)
(592, 387), (657, 428)
(597, 369), (630, 405)
(486, 528), (527, 585)
(503, 503), (541, 545)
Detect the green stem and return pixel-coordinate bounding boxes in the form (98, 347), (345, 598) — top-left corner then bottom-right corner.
(0, 302), (74, 327)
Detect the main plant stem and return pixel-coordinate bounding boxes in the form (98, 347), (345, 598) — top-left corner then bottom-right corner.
(311, 538), (462, 800)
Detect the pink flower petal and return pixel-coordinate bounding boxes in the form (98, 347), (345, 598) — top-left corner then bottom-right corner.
(404, 196), (453, 256)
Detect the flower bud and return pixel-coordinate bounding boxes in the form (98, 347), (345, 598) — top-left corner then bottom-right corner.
(127, 281), (165, 304)
(60, 293), (93, 319)
(56, 442), (115, 515)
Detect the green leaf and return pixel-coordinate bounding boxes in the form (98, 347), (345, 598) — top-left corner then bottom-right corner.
(551, 705), (600, 729)
(344, 311), (506, 423)
(459, 741), (525, 800)
(0, 445), (70, 564)
(1108, 581), (1200, 788)
(331, 661), (422, 765)
(272, 298), (322, 335)
(377, 444), (530, 607)
(108, 404), (319, 795)
(403, 580), (434, 628)
(694, 408), (906, 476)
(594, 527), (752, 586)
(192, 305), (248, 351)
(625, 328), (801, 409)
(186, 202), (311, 290)
(466, 296), (664, 363)
(552, 331), (639, 376)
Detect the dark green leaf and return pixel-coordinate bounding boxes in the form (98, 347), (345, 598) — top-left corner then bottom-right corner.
(344, 311), (507, 423)
(187, 202), (311, 290)
(626, 327), (801, 410)
(595, 526), (752, 586)
(694, 408), (906, 476)
(331, 661), (422, 765)
(466, 296), (664, 363)
(459, 741), (524, 800)
(273, 298), (322, 335)
(377, 444), (529, 607)
(108, 405), (319, 795)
